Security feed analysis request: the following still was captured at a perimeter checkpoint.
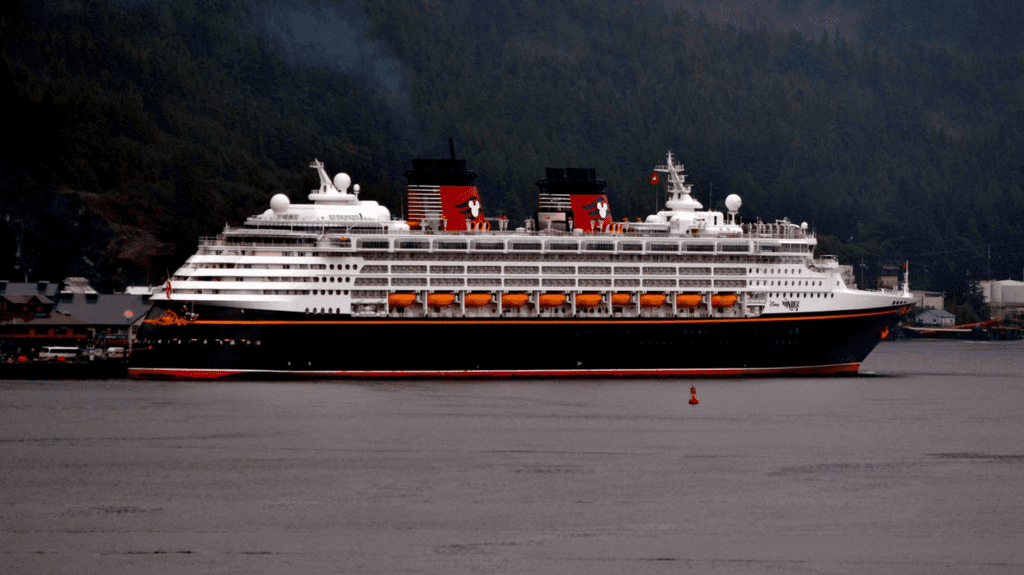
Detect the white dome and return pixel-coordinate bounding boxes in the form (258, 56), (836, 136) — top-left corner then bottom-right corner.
(269, 193), (290, 214)
(333, 172), (351, 192)
(725, 194), (742, 211)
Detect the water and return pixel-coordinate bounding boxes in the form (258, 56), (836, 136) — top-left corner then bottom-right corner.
(2, 340), (1022, 574)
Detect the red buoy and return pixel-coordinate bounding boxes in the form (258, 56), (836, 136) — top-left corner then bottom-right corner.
(689, 385), (699, 405)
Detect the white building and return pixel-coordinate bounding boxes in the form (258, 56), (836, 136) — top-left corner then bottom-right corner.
(979, 279), (1024, 322)
(916, 309), (956, 326)
(910, 290), (944, 310)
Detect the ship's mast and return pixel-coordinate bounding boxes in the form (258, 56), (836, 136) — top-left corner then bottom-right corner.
(654, 151), (703, 212)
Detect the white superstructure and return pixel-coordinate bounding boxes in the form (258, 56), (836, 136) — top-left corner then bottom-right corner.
(157, 152), (913, 318)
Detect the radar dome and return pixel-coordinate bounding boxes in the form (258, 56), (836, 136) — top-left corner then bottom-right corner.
(270, 193), (290, 214)
(725, 194), (742, 211)
(333, 172), (351, 192)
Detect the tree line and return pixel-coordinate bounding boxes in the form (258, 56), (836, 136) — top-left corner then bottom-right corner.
(2, 0), (1021, 320)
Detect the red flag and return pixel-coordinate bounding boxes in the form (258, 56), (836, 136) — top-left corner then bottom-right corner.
(650, 172), (660, 184)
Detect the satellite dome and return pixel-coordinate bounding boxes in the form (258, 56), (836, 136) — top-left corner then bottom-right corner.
(333, 172), (351, 192)
(725, 194), (742, 211)
(270, 193), (290, 214)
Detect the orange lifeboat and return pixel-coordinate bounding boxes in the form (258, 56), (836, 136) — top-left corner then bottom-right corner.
(639, 293), (667, 308)
(611, 292), (632, 306)
(575, 293), (603, 308)
(711, 293), (738, 308)
(501, 293), (529, 308)
(676, 293), (702, 308)
(464, 293), (492, 307)
(388, 293), (416, 307)
(427, 293), (456, 308)
(539, 293), (567, 307)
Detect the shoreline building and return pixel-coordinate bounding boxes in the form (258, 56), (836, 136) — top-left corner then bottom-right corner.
(979, 279), (1024, 322)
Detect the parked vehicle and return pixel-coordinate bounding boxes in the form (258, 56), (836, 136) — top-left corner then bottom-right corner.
(38, 346), (83, 361)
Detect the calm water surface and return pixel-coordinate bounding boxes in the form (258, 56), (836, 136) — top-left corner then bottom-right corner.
(2, 339), (1022, 574)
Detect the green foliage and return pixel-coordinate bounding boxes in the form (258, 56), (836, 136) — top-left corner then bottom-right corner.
(361, 0), (1024, 292)
(2, 0), (1022, 293)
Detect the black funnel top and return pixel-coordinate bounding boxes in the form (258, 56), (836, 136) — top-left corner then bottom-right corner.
(536, 168), (607, 194)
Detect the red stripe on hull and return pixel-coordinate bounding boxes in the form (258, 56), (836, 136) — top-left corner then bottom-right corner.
(128, 368), (249, 380)
(129, 363), (860, 381)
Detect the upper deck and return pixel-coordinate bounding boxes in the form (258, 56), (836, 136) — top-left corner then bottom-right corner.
(211, 218), (816, 259)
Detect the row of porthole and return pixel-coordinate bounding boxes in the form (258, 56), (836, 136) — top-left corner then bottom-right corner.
(328, 264), (358, 270)
(314, 277), (352, 283)
(755, 280), (824, 287)
(315, 290), (350, 295)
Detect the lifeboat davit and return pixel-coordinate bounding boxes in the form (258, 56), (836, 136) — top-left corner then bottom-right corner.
(501, 293), (529, 308)
(611, 293), (632, 306)
(464, 293), (492, 307)
(427, 293), (456, 308)
(639, 293), (667, 308)
(388, 293), (416, 307)
(539, 293), (567, 307)
(575, 293), (602, 308)
(711, 294), (738, 308)
(676, 293), (702, 308)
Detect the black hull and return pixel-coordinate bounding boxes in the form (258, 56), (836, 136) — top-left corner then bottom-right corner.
(129, 305), (908, 380)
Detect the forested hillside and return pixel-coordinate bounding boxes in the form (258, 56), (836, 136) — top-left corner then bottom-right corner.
(2, 0), (1022, 317)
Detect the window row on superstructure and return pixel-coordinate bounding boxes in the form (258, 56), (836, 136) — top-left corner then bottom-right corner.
(359, 252), (811, 264)
(200, 234), (814, 255)
(165, 287), (838, 301)
(188, 246), (812, 266)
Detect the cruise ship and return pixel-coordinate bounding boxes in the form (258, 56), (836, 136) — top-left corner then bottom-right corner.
(129, 150), (914, 379)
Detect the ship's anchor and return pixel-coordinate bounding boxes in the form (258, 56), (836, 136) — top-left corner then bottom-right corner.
(689, 385), (699, 405)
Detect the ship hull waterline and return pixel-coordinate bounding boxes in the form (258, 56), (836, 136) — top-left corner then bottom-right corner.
(129, 304), (907, 380)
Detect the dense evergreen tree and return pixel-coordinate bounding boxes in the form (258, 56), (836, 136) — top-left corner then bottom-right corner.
(1, 0), (1021, 310)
